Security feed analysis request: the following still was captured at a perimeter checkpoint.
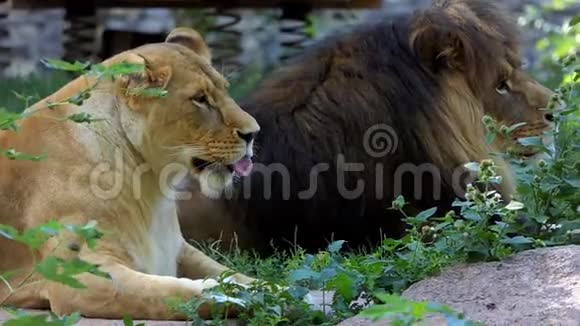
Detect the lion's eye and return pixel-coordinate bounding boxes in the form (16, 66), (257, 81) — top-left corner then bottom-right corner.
(496, 80), (511, 95)
(521, 59), (529, 69)
(191, 93), (209, 107)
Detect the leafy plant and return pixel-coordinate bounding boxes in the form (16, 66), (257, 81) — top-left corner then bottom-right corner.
(360, 293), (478, 326)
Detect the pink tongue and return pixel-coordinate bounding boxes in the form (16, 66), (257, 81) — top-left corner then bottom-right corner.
(232, 156), (253, 177)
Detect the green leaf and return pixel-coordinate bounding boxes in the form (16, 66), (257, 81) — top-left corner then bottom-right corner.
(319, 267), (337, 282)
(288, 268), (320, 283)
(65, 220), (104, 249)
(517, 136), (544, 147)
(3, 311), (82, 326)
(61, 312), (81, 326)
(392, 195), (406, 210)
(34, 256), (86, 289)
(540, 175), (562, 192)
(504, 201), (524, 211)
(500, 236), (533, 245)
(327, 272), (357, 302)
(327, 240), (346, 253)
(564, 178), (580, 188)
(287, 286), (309, 300)
(123, 315), (136, 326)
(65, 112), (105, 124)
(99, 62), (145, 77)
(570, 15), (580, 26)
(66, 91), (91, 106)
(205, 292), (247, 307)
(17, 221), (62, 249)
(34, 257), (110, 289)
(1, 270), (19, 282)
(3, 314), (57, 326)
(463, 162), (480, 172)
(415, 207), (438, 222)
(127, 87), (168, 98)
(452, 199), (471, 208)
(462, 209), (482, 221)
(0, 224), (18, 240)
(41, 59), (90, 72)
(506, 122), (527, 134)
(1, 148), (46, 161)
(485, 132), (496, 145)
(0, 108), (23, 131)
(1, 221), (62, 249)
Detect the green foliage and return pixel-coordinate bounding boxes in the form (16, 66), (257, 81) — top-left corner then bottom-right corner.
(2, 309), (81, 326)
(0, 221), (62, 249)
(522, 1), (579, 88)
(360, 293), (478, 326)
(0, 148), (46, 161)
(126, 87), (168, 98)
(0, 221), (106, 325)
(0, 73), (70, 113)
(0, 109), (23, 131)
(65, 112), (105, 124)
(35, 257), (109, 289)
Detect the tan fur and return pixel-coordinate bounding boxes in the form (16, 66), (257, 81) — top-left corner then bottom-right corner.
(0, 28), (259, 320)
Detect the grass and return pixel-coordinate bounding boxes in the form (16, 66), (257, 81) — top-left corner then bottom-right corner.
(0, 72), (70, 112)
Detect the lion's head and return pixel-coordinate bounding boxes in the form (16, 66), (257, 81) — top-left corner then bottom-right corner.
(113, 28), (259, 198)
(410, 0), (554, 158)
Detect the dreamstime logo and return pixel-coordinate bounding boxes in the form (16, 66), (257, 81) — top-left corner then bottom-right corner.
(363, 124), (398, 157)
(81, 124), (483, 203)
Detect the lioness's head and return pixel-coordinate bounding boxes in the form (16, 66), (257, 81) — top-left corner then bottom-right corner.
(115, 27), (259, 198)
(411, 0), (554, 157)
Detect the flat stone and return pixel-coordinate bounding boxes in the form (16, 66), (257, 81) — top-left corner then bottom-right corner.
(339, 246), (580, 326)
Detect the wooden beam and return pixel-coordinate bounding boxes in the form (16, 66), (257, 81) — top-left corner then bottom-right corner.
(13, 0), (381, 9)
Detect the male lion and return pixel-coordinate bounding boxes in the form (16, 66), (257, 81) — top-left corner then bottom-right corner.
(179, 0), (554, 252)
(0, 28), (259, 319)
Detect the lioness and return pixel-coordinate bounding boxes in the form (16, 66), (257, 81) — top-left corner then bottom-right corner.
(0, 28), (259, 319)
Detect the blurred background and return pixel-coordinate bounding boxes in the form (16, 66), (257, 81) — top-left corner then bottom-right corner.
(0, 0), (578, 109)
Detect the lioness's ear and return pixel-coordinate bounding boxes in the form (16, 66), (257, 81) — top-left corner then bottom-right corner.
(118, 52), (172, 99)
(410, 15), (474, 73)
(166, 27), (211, 62)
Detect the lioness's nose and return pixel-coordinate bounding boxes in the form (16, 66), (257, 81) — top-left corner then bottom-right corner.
(236, 130), (257, 143)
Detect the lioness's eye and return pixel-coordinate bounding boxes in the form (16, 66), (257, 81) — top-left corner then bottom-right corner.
(191, 93), (209, 106)
(496, 80), (511, 95)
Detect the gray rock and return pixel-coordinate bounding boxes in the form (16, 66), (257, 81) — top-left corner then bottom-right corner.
(339, 246), (580, 326)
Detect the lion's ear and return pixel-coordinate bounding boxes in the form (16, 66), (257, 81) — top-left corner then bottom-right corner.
(165, 27), (211, 62)
(410, 21), (474, 73)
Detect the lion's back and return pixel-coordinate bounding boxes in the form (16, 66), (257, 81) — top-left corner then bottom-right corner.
(238, 19), (454, 251)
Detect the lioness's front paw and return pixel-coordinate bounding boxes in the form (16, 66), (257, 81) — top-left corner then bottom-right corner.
(178, 277), (219, 293)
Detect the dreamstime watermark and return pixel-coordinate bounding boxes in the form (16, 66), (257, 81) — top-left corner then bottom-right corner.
(363, 124), (398, 157)
(84, 124), (487, 202)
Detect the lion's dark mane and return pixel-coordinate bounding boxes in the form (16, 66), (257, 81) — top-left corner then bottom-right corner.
(233, 0), (521, 252)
